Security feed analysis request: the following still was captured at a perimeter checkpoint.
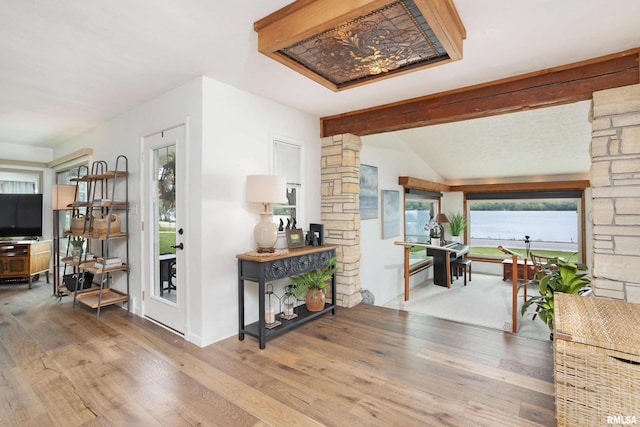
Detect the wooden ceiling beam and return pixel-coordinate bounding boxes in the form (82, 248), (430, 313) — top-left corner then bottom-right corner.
(321, 48), (640, 137)
(450, 180), (590, 194)
(398, 176), (450, 192)
(399, 177), (589, 194)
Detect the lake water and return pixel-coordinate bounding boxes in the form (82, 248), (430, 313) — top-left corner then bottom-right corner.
(470, 210), (578, 243)
(406, 210), (578, 243)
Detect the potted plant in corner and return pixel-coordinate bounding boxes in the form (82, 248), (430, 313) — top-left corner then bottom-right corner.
(291, 257), (338, 312)
(447, 212), (467, 243)
(520, 257), (591, 340)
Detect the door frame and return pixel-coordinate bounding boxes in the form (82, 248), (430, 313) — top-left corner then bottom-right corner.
(140, 121), (189, 335)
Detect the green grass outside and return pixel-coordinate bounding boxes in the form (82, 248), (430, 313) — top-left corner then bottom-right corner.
(470, 246), (577, 261)
(159, 225), (176, 255)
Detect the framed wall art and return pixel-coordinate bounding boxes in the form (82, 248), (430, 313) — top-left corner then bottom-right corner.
(382, 190), (400, 239)
(359, 164), (378, 220)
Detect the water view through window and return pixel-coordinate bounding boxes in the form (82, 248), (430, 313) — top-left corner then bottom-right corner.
(468, 200), (580, 260)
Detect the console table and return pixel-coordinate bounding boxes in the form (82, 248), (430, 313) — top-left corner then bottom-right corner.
(236, 245), (336, 349)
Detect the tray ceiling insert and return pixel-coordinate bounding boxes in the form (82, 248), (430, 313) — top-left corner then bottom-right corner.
(255, 0), (466, 91)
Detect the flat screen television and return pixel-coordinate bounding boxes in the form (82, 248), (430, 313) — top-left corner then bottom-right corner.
(0, 194), (43, 238)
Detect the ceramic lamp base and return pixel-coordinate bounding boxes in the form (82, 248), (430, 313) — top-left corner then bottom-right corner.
(254, 212), (278, 253)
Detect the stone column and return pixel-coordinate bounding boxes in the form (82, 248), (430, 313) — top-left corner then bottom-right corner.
(590, 83), (640, 302)
(321, 134), (362, 308)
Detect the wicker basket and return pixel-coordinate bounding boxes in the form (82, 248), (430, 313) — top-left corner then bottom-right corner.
(554, 294), (640, 426)
(92, 213), (121, 238)
(71, 214), (88, 234)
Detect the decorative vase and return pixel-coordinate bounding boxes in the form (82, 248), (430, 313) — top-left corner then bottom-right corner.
(71, 246), (82, 258)
(451, 235), (462, 243)
(305, 288), (325, 311)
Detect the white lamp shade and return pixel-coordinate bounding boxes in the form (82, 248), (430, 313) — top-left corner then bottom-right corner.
(246, 175), (286, 252)
(52, 184), (76, 210)
(246, 175), (287, 204)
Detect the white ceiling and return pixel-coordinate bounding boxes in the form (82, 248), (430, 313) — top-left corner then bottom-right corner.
(364, 100), (594, 182)
(1, 0), (639, 181)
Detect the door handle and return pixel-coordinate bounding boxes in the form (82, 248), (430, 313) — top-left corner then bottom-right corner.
(171, 243), (184, 250)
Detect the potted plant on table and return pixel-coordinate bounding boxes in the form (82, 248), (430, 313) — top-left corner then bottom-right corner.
(520, 257), (591, 339)
(447, 212), (467, 243)
(291, 257), (338, 312)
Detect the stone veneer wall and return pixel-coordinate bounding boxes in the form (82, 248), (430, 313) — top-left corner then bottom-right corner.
(321, 134), (363, 308)
(590, 83), (640, 303)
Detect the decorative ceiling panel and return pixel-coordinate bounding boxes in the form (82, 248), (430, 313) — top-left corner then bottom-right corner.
(255, 0), (465, 91)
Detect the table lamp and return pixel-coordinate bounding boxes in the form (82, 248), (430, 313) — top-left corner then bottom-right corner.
(436, 213), (449, 246)
(246, 175), (287, 253)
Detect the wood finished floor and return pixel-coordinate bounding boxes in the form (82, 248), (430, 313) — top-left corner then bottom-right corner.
(0, 279), (556, 426)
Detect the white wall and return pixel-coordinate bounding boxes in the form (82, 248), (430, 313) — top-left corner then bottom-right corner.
(360, 134), (443, 306)
(198, 77), (321, 346)
(1, 142), (53, 163)
(49, 76), (321, 347)
(52, 77), (205, 338)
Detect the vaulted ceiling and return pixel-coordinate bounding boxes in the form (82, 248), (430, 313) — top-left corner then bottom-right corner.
(1, 1), (639, 181)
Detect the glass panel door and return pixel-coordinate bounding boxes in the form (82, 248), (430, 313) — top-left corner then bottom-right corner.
(142, 125), (185, 334)
(154, 145), (177, 302)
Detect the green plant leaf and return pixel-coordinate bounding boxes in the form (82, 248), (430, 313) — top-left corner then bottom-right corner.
(290, 257), (338, 299)
(446, 212), (467, 236)
(520, 257), (590, 332)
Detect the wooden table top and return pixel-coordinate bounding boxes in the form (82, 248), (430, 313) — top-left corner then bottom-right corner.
(236, 245), (336, 262)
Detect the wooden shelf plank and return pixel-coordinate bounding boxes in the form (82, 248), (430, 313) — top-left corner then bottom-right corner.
(58, 284), (99, 297)
(61, 257), (97, 268)
(75, 288), (128, 309)
(73, 171), (128, 181)
(69, 201), (127, 209)
(85, 264), (128, 274)
(63, 231), (128, 241)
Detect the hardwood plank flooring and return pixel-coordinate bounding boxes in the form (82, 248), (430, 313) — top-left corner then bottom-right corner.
(0, 279), (556, 426)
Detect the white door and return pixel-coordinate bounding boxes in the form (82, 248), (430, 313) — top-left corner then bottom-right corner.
(142, 126), (186, 333)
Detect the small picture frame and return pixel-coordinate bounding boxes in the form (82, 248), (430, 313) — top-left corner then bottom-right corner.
(309, 223), (324, 246)
(285, 229), (305, 248)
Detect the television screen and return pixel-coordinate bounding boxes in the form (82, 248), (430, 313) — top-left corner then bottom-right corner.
(0, 194), (43, 238)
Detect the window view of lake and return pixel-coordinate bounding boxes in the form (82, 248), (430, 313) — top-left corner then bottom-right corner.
(471, 210), (579, 252)
(471, 210), (577, 242)
(406, 209), (579, 252)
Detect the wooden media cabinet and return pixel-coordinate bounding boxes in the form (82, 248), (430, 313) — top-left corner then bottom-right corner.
(0, 240), (51, 288)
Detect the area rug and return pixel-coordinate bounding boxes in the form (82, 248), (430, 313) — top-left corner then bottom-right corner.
(383, 273), (551, 341)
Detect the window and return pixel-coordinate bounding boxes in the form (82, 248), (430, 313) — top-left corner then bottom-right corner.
(466, 191), (582, 262)
(272, 140), (302, 230)
(404, 189), (441, 243)
(56, 165), (88, 200)
(0, 169), (41, 194)
(404, 189), (441, 265)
